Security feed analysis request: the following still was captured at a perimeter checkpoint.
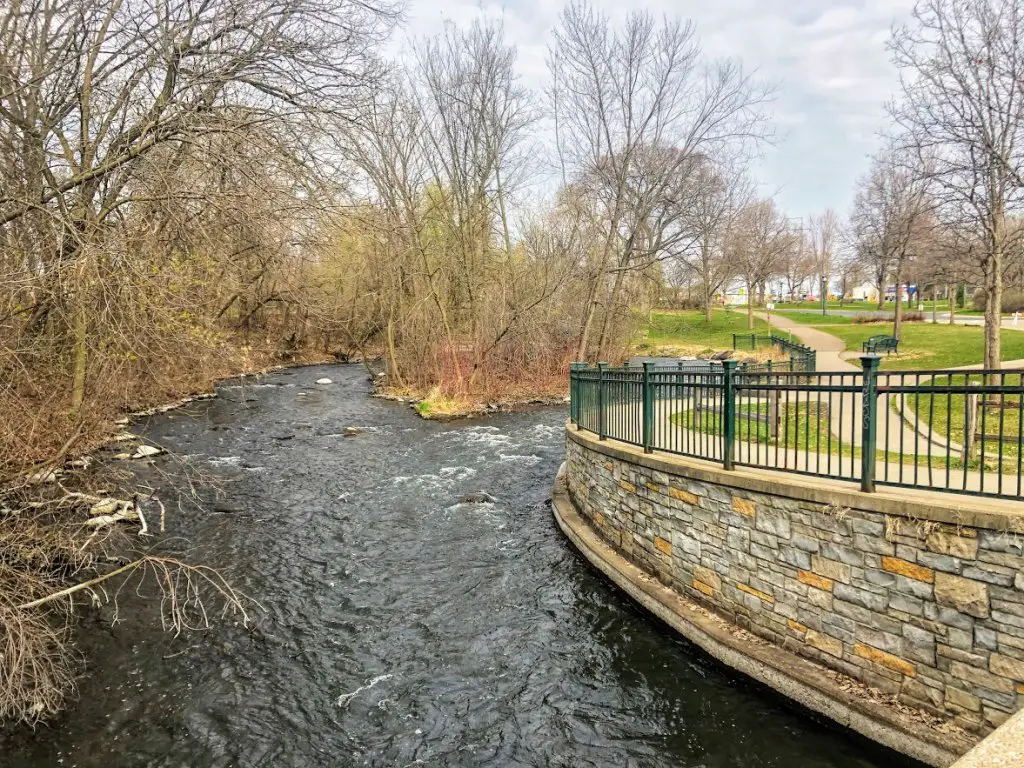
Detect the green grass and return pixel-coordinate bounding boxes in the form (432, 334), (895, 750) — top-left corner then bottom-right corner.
(776, 300), (882, 311)
(768, 311), (856, 326)
(637, 309), (769, 355)
(903, 374), (1023, 468)
(666, 400), (972, 470)
(823, 323), (1024, 370)
(670, 401), (835, 451)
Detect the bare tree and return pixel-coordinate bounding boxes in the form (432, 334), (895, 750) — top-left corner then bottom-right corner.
(849, 149), (933, 339)
(780, 228), (816, 301)
(727, 199), (794, 329)
(890, 0), (1024, 368)
(548, 0), (773, 360)
(809, 209), (841, 294)
(673, 158), (751, 320)
(0, 0), (397, 414)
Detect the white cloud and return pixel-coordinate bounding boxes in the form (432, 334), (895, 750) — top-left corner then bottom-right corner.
(398, 0), (917, 219)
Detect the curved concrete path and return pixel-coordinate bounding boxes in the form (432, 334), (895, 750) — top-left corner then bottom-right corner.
(755, 312), (942, 458)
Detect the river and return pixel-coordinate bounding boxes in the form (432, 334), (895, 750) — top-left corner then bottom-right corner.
(2, 365), (920, 767)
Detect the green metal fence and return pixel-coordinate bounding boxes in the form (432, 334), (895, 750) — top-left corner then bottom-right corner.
(569, 358), (1024, 501)
(732, 333), (817, 372)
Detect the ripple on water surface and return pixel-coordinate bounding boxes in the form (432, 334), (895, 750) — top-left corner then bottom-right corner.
(1, 365), (924, 768)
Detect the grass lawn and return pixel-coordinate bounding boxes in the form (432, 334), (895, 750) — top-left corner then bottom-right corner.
(903, 374), (1023, 469)
(670, 401), (834, 451)
(637, 309), (769, 356)
(768, 311), (856, 326)
(667, 401), (960, 469)
(824, 323), (1024, 369)
(776, 300), (882, 311)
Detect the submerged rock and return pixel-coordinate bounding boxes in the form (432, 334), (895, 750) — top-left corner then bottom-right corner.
(458, 492), (497, 504)
(343, 427), (363, 437)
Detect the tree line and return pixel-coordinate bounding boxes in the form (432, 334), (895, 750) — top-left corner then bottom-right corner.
(3, 0), (1024, 472)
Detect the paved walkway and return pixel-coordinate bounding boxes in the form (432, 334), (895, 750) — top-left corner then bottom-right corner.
(754, 312), (940, 455)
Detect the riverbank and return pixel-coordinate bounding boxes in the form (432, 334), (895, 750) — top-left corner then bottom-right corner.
(0, 351), (349, 726)
(376, 380), (570, 420)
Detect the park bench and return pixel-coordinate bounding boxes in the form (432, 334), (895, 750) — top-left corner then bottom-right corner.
(862, 335), (899, 355)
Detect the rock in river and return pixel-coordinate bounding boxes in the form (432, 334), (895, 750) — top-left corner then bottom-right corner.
(458, 492), (497, 504)
(316, 378), (333, 385)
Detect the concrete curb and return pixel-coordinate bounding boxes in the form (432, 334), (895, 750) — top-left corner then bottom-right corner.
(551, 462), (971, 768)
(951, 707), (1024, 767)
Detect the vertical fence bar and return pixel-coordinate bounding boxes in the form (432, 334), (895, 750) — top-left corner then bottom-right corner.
(723, 359), (737, 470)
(861, 355), (880, 492)
(597, 362), (607, 441)
(642, 362), (654, 453)
(569, 362), (584, 426)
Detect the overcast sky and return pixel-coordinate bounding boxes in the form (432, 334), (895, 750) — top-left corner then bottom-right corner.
(400, 0), (917, 222)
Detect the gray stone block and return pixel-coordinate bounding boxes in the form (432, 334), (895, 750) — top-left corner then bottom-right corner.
(834, 583), (889, 612)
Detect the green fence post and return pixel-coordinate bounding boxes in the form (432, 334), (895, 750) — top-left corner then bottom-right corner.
(569, 362), (585, 427)
(642, 362), (654, 453)
(722, 359), (737, 470)
(597, 362), (608, 441)
(860, 355), (880, 492)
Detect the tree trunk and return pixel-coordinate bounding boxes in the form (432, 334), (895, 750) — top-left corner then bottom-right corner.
(70, 297), (87, 416)
(596, 266), (627, 360)
(893, 279), (903, 340)
(948, 283), (956, 325)
(576, 272), (602, 362)
(985, 247), (1003, 372)
(747, 286), (754, 330)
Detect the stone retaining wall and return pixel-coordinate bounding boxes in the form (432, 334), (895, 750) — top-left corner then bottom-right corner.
(566, 427), (1024, 737)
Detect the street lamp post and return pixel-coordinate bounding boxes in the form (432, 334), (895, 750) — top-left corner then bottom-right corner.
(821, 275), (828, 316)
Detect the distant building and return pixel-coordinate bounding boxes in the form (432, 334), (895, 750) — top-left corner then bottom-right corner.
(849, 283), (879, 302)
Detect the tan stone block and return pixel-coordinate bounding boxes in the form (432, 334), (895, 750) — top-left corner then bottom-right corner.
(693, 566), (721, 591)
(806, 630), (843, 658)
(594, 511), (605, 527)
(654, 535), (671, 556)
(854, 643), (917, 677)
(807, 587), (833, 610)
(810, 555), (851, 584)
(798, 569), (834, 591)
(731, 496), (756, 517)
(788, 619), (808, 634)
(934, 572), (989, 618)
(692, 579), (714, 597)
(603, 461), (614, 472)
(881, 556), (934, 583)
(645, 482), (662, 494)
(950, 661), (1016, 693)
(990, 653), (1024, 681)
(737, 582), (774, 603)
(669, 486), (699, 505)
(945, 686), (981, 713)
(619, 480), (637, 493)
(926, 530), (979, 560)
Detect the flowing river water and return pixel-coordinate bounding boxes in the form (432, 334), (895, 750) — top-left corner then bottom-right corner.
(3, 365), (921, 767)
